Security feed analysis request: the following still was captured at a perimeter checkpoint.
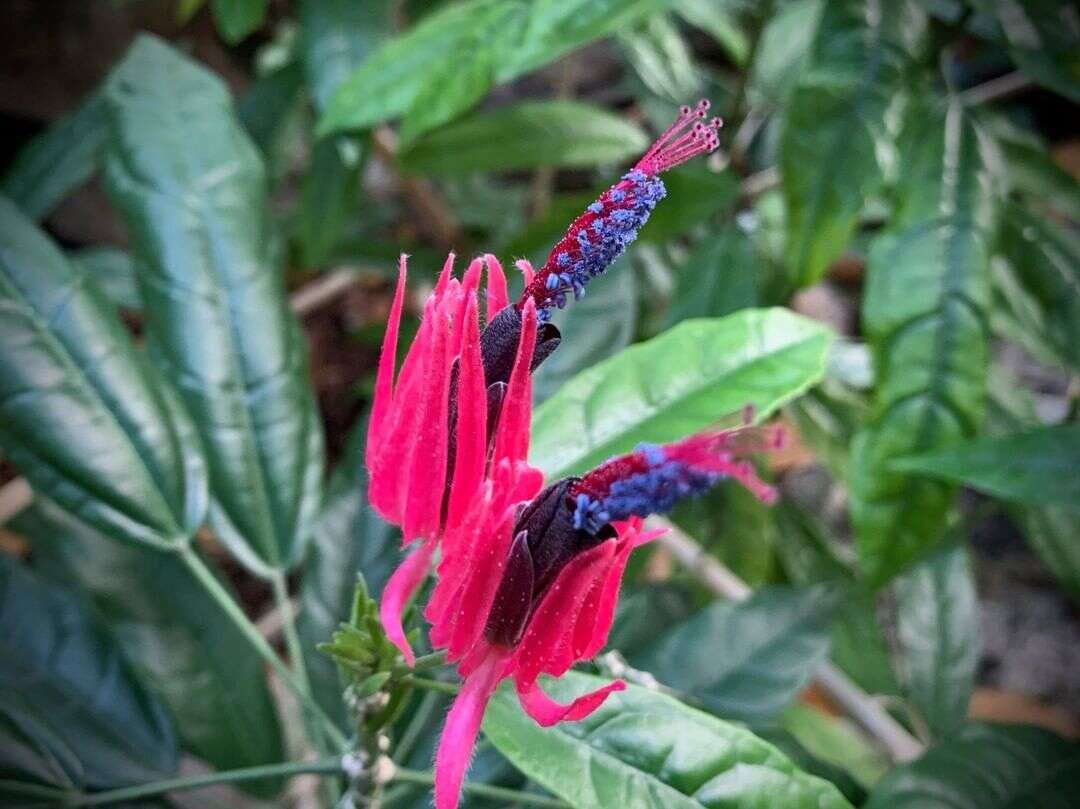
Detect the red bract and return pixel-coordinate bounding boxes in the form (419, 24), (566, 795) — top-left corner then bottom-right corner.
(366, 252), (538, 663)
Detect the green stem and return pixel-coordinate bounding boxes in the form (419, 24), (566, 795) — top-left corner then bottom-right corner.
(403, 675), (460, 695)
(393, 649), (447, 676)
(0, 780), (66, 799)
(392, 768), (570, 808)
(177, 546), (348, 751)
(58, 758), (343, 807)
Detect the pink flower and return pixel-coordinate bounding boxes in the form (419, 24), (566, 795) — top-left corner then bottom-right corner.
(426, 420), (782, 809)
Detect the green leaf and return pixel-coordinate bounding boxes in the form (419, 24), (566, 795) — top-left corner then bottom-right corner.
(295, 136), (363, 267)
(319, 0), (673, 135)
(20, 501), (285, 791)
(0, 196), (206, 549)
(483, 670), (855, 809)
(531, 308), (833, 480)
(534, 263), (638, 402)
(210, 0), (268, 44)
(778, 703), (890, 790)
(864, 723), (1080, 808)
(69, 246), (140, 311)
(619, 15), (702, 103)
(749, 0), (823, 104)
(850, 101), (994, 584)
(891, 423), (1080, 507)
(399, 100), (648, 175)
(664, 223), (761, 326)
(992, 202), (1080, 373)
(986, 369), (1080, 605)
(103, 35), (324, 575)
(298, 424), (401, 726)
(299, 0), (393, 112)
(674, 0), (749, 65)
(892, 543), (978, 740)
(607, 583), (696, 659)
(989, 0), (1080, 103)
(0, 93), (106, 221)
(997, 136), (1080, 221)
(0, 556), (178, 790)
(629, 586), (839, 723)
(237, 62), (304, 161)
(780, 0), (903, 285)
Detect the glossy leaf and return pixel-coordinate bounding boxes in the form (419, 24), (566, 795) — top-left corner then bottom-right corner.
(69, 246), (140, 311)
(0, 556), (178, 790)
(0, 93), (105, 221)
(21, 501), (285, 789)
(210, 0), (268, 44)
(864, 723), (1080, 808)
(0, 196), (206, 549)
(986, 369), (1080, 604)
(534, 263), (638, 403)
(780, 0), (902, 285)
(778, 703), (890, 791)
(630, 586), (839, 723)
(992, 202), (1080, 373)
(531, 307), (833, 480)
(749, 0), (823, 104)
(892, 423), (1080, 506)
(892, 543), (978, 740)
(295, 136), (363, 267)
(483, 670), (855, 809)
(400, 100), (648, 175)
(987, 0), (1080, 103)
(298, 425), (401, 726)
(103, 35), (324, 575)
(300, 0), (393, 112)
(319, 0), (673, 135)
(850, 101), (994, 584)
(665, 223), (761, 326)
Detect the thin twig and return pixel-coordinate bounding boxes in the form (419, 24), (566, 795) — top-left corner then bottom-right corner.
(958, 70), (1033, 107)
(648, 515), (925, 763)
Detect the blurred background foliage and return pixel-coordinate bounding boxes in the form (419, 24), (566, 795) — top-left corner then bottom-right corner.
(0, 0), (1078, 807)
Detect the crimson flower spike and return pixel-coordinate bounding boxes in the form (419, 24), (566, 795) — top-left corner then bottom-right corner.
(425, 414), (783, 809)
(518, 99), (722, 320)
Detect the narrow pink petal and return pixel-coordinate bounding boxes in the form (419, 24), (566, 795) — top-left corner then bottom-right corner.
(434, 652), (508, 809)
(515, 677), (625, 727)
(514, 258), (535, 287)
(402, 300), (453, 540)
(434, 252), (456, 298)
(572, 519), (659, 660)
(490, 298), (537, 468)
(367, 255), (407, 461)
(513, 540), (616, 685)
(379, 538), (436, 666)
(483, 254), (509, 320)
(462, 257), (483, 297)
(446, 293), (487, 531)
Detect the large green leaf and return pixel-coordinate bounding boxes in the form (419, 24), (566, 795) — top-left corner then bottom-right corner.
(534, 264), (638, 403)
(992, 202), (1080, 373)
(986, 0), (1080, 103)
(0, 93), (106, 221)
(892, 423), (1080, 507)
(664, 224), (761, 326)
(850, 101), (994, 584)
(210, 0), (268, 44)
(780, 0), (904, 285)
(619, 15), (702, 103)
(749, 0), (823, 105)
(300, 0), (393, 112)
(531, 308), (833, 480)
(891, 543), (977, 740)
(0, 196), (206, 549)
(0, 556), (178, 791)
(483, 670), (855, 809)
(103, 35), (324, 575)
(69, 246), (141, 311)
(864, 723), (1080, 808)
(20, 501), (285, 789)
(629, 586), (839, 723)
(400, 100), (648, 175)
(319, 0), (673, 135)
(298, 425), (401, 726)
